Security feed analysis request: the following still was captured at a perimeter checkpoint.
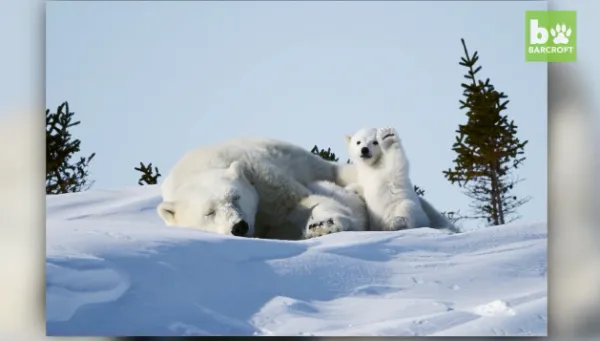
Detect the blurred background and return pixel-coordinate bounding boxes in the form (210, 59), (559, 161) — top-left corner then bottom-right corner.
(0, 0), (598, 340)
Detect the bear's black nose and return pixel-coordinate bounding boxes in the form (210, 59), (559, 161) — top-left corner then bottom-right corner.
(360, 147), (370, 155)
(232, 220), (249, 237)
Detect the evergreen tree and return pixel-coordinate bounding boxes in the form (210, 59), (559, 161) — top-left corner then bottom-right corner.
(443, 39), (530, 226)
(135, 162), (161, 185)
(46, 102), (96, 194)
(311, 145), (339, 162)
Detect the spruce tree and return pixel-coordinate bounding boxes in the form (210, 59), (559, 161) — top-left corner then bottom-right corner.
(46, 102), (96, 194)
(443, 39), (530, 226)
(311, 145), (339, 162)
(135, 162), (161, 185)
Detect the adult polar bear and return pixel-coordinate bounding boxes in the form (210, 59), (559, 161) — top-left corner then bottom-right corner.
(157, 136), (452, 239)
(157, 137), (362, 240)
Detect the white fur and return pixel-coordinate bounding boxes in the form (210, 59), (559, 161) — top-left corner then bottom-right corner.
(346, 127), (429, 230)
(158, 137), (357, 240)
(301, 181), (368, 238)
(338, 134), (457, 231)
(343, 127), (457, 231)
(158, 162), (259, 236)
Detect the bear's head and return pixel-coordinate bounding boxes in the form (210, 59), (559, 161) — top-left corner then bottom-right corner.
(156, 161), (259, 237)
(345, 127), (383, 167)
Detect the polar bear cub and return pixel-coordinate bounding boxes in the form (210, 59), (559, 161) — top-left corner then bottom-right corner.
(346, 127), (429, 231)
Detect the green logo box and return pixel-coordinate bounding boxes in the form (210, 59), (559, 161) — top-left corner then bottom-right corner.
(525, 10), (577, 62)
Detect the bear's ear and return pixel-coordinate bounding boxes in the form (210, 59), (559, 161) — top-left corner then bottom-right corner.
(227, 161), (244, 177)
(344, 135), (352, 146)
(157, 201), (176, 225)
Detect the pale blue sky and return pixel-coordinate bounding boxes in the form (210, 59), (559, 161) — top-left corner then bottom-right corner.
(46, 1), (547, 229)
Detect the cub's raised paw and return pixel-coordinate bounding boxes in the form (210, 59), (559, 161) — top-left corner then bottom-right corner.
(377, 126), (397, 139)
(376, 127), (399, 147)
(304, 217), (344, 239)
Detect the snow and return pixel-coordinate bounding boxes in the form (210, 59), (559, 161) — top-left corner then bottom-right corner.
(46, 186), (547, 336)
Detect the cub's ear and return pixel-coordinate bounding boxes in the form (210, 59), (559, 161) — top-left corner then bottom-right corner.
(227, 161), (245, 178)
(344, 135), (352, 146)
(157, 201), (176, 225)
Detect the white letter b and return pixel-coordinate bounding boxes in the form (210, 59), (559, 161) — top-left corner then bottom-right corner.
(530, 19), (548, 44)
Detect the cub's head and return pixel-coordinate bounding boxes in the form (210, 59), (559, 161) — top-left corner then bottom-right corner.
(157, 161), (259, 237)
(345, 127), (382, 166)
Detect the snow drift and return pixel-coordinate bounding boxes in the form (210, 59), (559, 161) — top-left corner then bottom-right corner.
(46, 186), (547, 336)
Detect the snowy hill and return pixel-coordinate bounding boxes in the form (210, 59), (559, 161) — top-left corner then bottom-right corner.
(46, 186), (547, 336)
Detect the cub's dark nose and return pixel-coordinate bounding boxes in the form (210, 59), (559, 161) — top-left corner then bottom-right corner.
(361, 147), (370, 155)
(231, 220), (249, 237)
